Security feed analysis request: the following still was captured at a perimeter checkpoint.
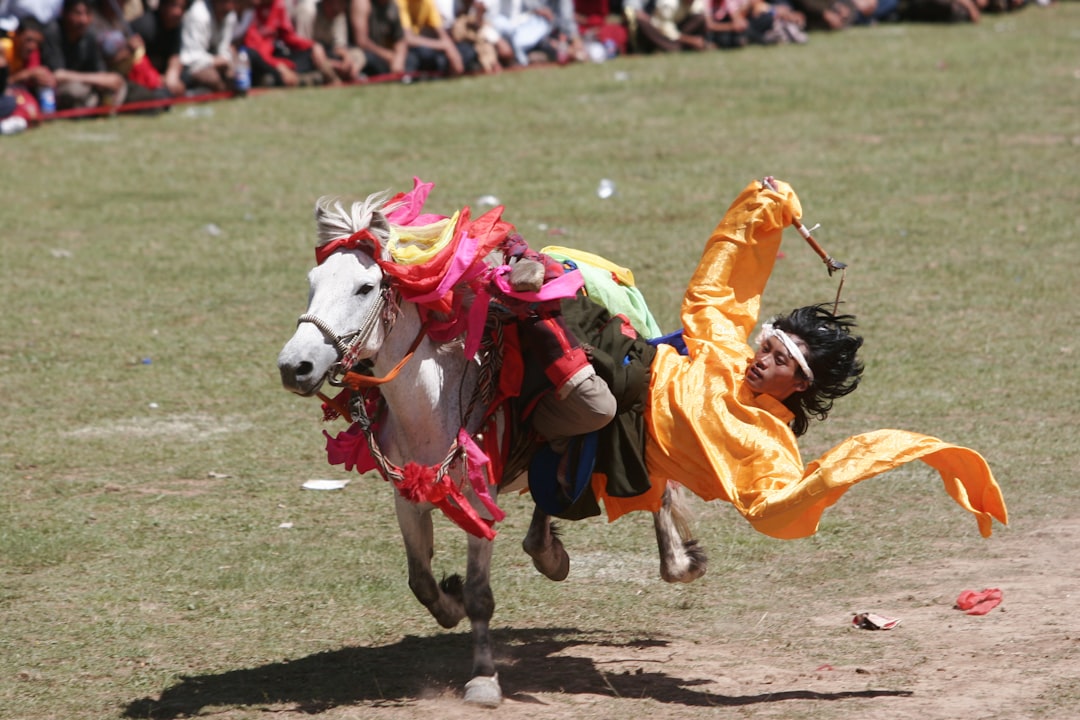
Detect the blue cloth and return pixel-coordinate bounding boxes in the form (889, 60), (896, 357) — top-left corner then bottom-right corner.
(648, 329), (688, 356)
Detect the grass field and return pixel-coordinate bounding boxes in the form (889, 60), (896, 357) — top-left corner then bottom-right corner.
(2, 6), (1079, 719)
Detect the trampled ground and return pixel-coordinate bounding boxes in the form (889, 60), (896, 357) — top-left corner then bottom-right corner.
(122, 516), (1079, 720)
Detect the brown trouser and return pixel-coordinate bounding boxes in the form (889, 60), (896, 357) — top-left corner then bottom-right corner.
(530, 372), (617, 453)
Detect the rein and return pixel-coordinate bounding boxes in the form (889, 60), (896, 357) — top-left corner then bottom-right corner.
(339, 322), (430, 389)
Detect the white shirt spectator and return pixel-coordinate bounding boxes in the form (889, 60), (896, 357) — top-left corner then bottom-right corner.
(0, 0), (63, 24)
(180, 0), (238, 73)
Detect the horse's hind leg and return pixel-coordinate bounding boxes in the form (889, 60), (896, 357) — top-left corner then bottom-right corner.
(522, 504), (570, 581)
(654, 485), (708, 583)
(394, 494), (466, 628)
(462, 532), (502, 707)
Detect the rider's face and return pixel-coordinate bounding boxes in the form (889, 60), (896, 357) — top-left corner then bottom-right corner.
(745, 335), (810, 401)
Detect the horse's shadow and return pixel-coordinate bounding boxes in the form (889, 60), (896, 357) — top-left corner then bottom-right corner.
(124, 627), (911, 717)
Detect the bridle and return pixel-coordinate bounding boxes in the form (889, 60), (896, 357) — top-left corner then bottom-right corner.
(296, 282), (400, 388)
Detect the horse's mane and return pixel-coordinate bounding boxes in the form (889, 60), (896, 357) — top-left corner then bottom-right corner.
(313, 190), (395, 261)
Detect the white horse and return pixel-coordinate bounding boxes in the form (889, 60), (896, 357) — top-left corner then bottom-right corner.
(277, 189), (706, 706)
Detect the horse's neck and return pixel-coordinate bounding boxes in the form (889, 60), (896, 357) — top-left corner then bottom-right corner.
(374, 303), (475, 466)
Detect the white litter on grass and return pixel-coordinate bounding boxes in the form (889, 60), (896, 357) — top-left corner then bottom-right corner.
(302, 479), (350, 491)
(279, 522), (294, 529)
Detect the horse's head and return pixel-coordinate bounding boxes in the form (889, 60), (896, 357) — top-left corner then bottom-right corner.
(277, 193), (396, 396)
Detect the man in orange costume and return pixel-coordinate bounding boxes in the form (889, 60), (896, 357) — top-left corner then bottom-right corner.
(599, 177), (1007, 540)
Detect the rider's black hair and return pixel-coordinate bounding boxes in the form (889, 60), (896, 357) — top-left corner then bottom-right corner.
(771, 303), (864, 437)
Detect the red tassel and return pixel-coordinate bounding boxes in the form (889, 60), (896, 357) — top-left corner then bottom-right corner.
(398, 463), (438, 503)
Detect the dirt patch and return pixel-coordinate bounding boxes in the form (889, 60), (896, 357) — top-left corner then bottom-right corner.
(126, 520), (1080, 720)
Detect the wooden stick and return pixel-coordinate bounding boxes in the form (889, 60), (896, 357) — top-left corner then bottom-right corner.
(793, 219), (847, 276)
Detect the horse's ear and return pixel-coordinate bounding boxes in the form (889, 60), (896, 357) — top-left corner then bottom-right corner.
(313, 196), (352, 248)
(368, 210), (390, 243)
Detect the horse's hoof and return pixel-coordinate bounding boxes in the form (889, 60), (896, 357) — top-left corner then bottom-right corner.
(532, 550), (570, 582)
(464, 673), (502, 707)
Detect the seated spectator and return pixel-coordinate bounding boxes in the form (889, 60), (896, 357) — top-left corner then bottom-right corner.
(628, 0), (707, 53)
(397, 0), (467, 75)
(853, 0), (899, 22)
(90, 0), (171, 105)
(574, 0), (629, 58)
(348, 0), (407, 76)
(787, 0), (876, 28)
(486, 0), (560, 66)
(897, 0), (986, 22)
(179, 0), (237, 92)
(1, 20), (43, 133)
(705, 0), (805, 47)
(98, 27), (173, 105)
(131, 0), (185, 95)
(41, 0), (127, 109)
(2, 14), (55, 97)
(242, 0), (338, 86)
(704, 0), (751, 46)
(308, 0), (364, 81)
(449, 0), (508, 73)
(542, 0), (586, 63)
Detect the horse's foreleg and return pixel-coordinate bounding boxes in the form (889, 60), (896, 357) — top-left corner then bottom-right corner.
(522, 504), (570, 581)
(654, 485), (708, 583)
(461, 532), (502, 707)
(394, 494), (466, 628)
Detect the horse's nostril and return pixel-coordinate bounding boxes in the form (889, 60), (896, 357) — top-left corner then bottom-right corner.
(297, 361), (314, 378)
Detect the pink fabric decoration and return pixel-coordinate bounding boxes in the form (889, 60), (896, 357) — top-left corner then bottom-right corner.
(461, 266), (586, 359)
(384, 177), (441, 226)
(489, 265), (585, 303)
(458, 428), (505, 522)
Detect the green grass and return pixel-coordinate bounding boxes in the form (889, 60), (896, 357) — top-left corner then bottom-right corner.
(2, 6), (1079, 718)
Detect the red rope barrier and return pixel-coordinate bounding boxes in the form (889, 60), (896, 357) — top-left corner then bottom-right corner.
(36, 69), (456, 123)
(31, 59), (565, 124)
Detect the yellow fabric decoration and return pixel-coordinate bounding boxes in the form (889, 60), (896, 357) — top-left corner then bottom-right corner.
(542, 245), (638, 287)
(600, 179), (1008, 540)
(386, 211), (459, 265)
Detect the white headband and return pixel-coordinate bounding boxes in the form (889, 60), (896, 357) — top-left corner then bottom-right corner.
(756, 323), (814, 383)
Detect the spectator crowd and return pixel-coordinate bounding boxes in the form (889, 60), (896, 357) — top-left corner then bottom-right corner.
(1, 0), (1044, 135)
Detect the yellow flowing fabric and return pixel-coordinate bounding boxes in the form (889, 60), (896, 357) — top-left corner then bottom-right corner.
(600, 179), (1008, 540)
(386, 211), (459, 265)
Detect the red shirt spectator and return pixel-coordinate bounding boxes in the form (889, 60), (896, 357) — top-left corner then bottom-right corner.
(243, 0), (313, 71)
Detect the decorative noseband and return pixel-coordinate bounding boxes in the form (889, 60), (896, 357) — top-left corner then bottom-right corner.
(297, 283), (396, 386)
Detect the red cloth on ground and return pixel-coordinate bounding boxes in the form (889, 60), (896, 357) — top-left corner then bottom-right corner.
(955, 588), (1003, 615)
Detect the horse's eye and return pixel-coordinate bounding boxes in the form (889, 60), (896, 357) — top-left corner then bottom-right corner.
(355, 283), (375, 297)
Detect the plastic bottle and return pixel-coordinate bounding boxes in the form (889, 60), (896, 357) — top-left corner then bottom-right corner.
(38, 86), (56, 115)
(234, 49), (251, 96)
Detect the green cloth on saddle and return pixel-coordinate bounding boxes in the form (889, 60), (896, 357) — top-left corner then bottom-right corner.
(544, 247), (664, 340)
(522, 294), (657, 520)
